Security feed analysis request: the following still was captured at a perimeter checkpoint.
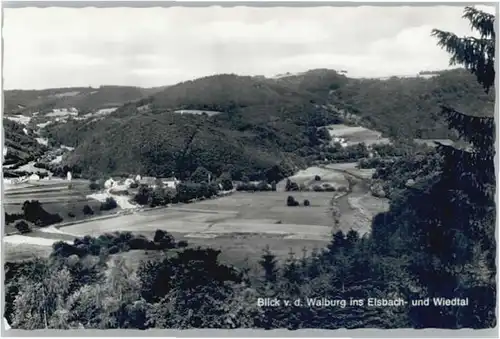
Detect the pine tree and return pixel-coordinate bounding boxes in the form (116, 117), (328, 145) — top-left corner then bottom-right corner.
(405, 6), (496, 328)
(259, 246), (280, 284)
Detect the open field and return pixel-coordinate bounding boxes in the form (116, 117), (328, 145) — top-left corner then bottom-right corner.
(276, 166), (350, 192)
(3, 179), (122, 233)
(326, 124), (392, 146)
(3, 166), (389, 263)
(55, 191), (338, 238)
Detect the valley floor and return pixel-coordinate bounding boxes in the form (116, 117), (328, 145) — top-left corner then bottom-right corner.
(3, 164), (390, 263)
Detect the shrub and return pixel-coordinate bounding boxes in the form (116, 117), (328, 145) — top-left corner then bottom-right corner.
(190, 166), (212, 184)
(128, 236), (156, 250)
(312, 185), (324, 192)
(83, 205), (94, 215)
(314, 175), (321, 181)
(304, 199), (311, 206)
(129, 182), (139, 189)
(218, 172), (233, 191)
(154, 229), (176, 249)
(108, 246), (119, 254)
(134, 185), (152, 205)
(321, 183), (336, 192)
(100, 197), (118, 211)
(15, 220), (32, 234)
(153, 229), (167, 243)
(22, 200), (63, 226)
(89, 181), (101, 190)
(286, 196), (299, 207)
(177, 240), (188, 248)
(68, 212), (76, 218)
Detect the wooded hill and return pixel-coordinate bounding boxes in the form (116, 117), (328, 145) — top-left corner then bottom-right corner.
(3, 119), (47, 167)
(4, 85), (165, 116)
(4, 67), (494, 181)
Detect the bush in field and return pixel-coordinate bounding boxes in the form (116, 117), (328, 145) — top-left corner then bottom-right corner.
(304, 199), (311, 206)
(153, 229), (176, 249)
(314, 175), (321, 181)
(89, 181), (102, 190)
(21, 200), (63, 226)
(322, 184), (336, 192)
(286, 196), (300, 207)
(129, 182), (139, 189)
(68, 212), (76, 218)
(14, 221), (32, 234)
(100, 197), (118, 211)
(312, 185), (324, 192)
(82, 205), (94, 215)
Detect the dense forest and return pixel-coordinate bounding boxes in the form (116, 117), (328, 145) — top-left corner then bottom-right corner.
(3, 7), (496, 330)
(3, 119), (47, 167)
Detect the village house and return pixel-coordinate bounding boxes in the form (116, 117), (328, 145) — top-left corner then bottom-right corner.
(28, 173), (40, 181)
(124, 178), (135, 187)
(104, 178), (117, 188)
(161, 176), (180, 189)
(139, 176), (157, 186)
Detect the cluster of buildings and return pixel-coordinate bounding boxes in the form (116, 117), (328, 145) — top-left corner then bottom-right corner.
(332, 136), (349, 148)
(103, 175), (181, 191)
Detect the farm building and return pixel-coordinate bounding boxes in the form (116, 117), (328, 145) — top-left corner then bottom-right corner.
(124, 178), (135, 187)
(28, 173), (40, 181)
(139, 176), (157, 186)
(161, 177), (180, 188)
(110, 185), (129, 194)
(104, 178), (117, 188)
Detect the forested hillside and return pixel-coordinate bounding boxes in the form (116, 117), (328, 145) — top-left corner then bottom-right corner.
(331, 68), (494, 139)
(4, 85), (165, 116)
(36, 65), (494, 181)
(3, 119), (47, 167)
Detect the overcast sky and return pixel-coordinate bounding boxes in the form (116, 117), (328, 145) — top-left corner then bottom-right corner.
(2, 5), (495, 90)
